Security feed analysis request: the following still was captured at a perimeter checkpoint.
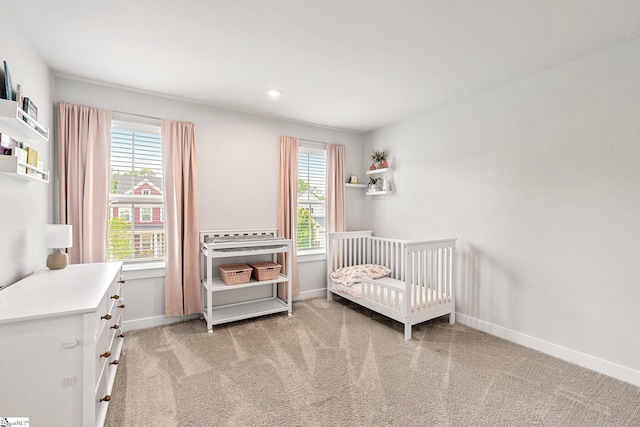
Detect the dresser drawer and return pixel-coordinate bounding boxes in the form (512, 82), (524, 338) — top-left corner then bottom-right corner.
(107, 280), (122, 311)
(93, 280), (122, 342)
(95, 334), (123, 427)
(95, 310), (122, 380)
(95, 322), (110, 380)
(95, 361), (112, 427)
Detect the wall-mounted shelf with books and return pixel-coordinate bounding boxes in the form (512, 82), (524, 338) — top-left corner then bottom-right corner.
(0, 155), (49, 183)
(0, 98), (49, 143)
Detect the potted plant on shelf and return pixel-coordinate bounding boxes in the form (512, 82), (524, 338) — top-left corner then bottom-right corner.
(368, 176), (381, 191)
(371, 149), (388, 169)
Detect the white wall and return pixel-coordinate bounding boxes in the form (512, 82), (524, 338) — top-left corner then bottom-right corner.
(363, 39), (640, 384)
(0, 20), (53, 288)
(53, 76), (364, 328)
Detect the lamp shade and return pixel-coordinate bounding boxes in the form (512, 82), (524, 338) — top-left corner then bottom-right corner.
(45, 224), (73, 249)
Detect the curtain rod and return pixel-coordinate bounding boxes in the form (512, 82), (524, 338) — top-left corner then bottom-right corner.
(299, 138), (327, 145)
(112, 109), (162, 121)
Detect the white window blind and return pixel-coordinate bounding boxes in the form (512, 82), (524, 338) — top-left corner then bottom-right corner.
(297, 145), (326, 254)
(107, 119), (165, 263)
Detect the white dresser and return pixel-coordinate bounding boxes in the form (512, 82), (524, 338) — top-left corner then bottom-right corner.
(0, 262), (125, 427)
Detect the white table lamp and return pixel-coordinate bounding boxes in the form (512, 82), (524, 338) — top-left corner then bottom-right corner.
(45, 224), (73, 270)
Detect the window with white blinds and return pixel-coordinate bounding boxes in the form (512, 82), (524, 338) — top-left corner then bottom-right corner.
(297, 145), (326, 254)
(107, 119), (165, 263)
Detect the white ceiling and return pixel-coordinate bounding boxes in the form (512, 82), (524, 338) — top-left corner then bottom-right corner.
(7, 0), (640, 133)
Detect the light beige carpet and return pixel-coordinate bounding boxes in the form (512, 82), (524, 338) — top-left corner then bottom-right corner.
(106, 297), (640, 426)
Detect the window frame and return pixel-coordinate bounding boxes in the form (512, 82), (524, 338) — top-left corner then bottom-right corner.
(139, 207), (152, 222)
(107, 118), (165, 266)
(119, 207), (131, 221)
(296, 143), (327, 258)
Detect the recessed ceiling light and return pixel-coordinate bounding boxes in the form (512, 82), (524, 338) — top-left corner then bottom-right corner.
(266, 88), (282, 98)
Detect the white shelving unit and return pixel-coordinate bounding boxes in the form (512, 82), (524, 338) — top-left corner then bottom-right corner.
(0, 98), (49, 142)
(366, 167), (394, 195)
(345, 183), (367, 188)
(0, 98), (50, 183)
(0, 155), (49, 183)
(200, 229), (293, 333)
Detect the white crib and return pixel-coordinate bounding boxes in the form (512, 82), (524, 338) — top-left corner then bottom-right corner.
(327, 231), (456, 340)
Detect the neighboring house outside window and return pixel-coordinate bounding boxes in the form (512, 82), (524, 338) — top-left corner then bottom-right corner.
(107, 119), (165, 263)
(297, 144), (326, 255)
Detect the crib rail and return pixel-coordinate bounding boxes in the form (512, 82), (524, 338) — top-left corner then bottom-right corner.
(370, 237), (410, 281)
(356, 239), (456, 316)
(327, 231), (372, 272)
(405, 239), (456, 315)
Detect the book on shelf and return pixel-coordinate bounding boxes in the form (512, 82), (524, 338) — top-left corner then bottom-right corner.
(2, 60), (12, 101)
(26, 168), (43, 179)
(26, 147), (38, 166)
(12, 146), (27, 163)
(15, 84), (23, 108)
(22, 97), (38, 126)
(0, 133), (21, 156)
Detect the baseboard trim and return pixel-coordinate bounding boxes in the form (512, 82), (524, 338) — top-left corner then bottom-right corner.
(456, 313), (640, 387)
(295, 288), (326, 301)
(122, 313), (200, 332)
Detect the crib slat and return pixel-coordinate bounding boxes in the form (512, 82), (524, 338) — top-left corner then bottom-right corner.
(446, 247), (452, 301)
(432, 248), (437, 303)
(443, 248), (448, 301)
(400, 243), (405, 282)
(442, 247), (447, 301)
(417, 250), (422, 311)
(410, 251), (416, 314)
(444, 248), (448, 300)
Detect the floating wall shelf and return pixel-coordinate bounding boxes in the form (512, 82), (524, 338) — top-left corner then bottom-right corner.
(0, 98), (49, 143)
(0, 155), (49, 183)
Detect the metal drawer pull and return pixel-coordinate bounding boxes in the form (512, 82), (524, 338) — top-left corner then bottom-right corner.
(118, 303), (126, 309)
(111, 324), (119, 330)
(111, 294), (120, 299)
(118, 279), (125, 284)
(119, 333), (126, 338)
(100, 351), (111, 358)
(101, 314), (112, 320)
(100, 395), (111, 402)
(110, 360), (119, 365)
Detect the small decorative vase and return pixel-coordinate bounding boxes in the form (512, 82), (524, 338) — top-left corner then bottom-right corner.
(47, 249), (69, 270)
(370, 164), (377, 170)
(379, 160), (388, 169)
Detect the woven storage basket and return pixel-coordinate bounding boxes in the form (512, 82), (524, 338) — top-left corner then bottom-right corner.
(218, 264), (252, 285)
(249, 261), (282, 281)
